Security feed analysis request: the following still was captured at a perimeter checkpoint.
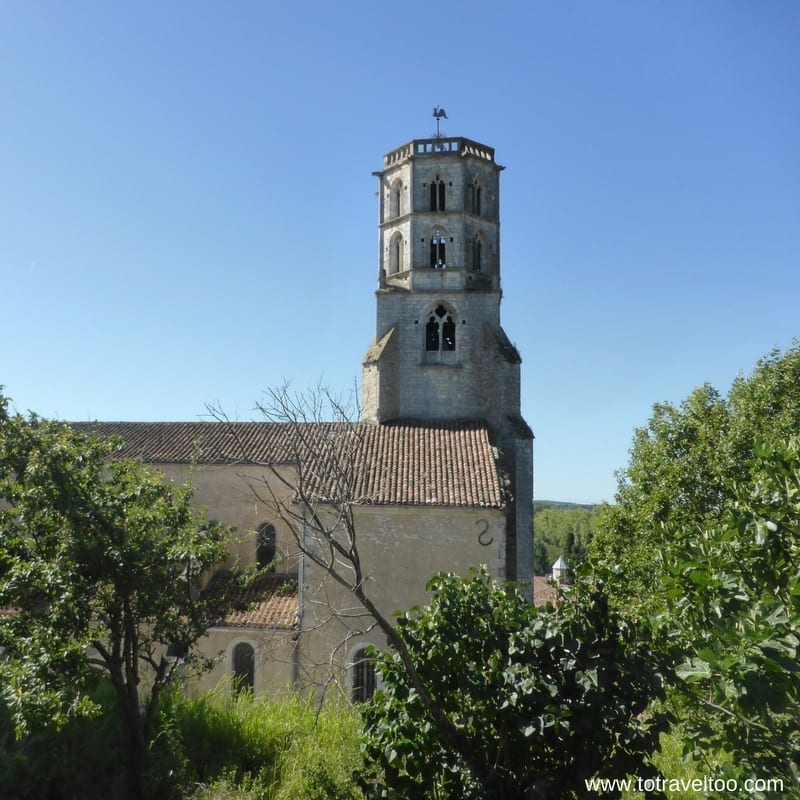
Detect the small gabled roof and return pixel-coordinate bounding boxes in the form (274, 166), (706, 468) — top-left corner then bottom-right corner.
(70, 419), (505, 509)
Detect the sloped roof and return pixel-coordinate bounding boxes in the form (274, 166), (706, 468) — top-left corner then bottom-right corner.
(70, 419), (505, 509)
(532, 576), (559, 607)
(70, 420), (297, 464)
(362, 327), (395, 365)
(206, 573), (298, 630)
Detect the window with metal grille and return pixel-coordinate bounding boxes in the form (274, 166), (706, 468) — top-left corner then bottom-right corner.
(351, 647), (377, 703)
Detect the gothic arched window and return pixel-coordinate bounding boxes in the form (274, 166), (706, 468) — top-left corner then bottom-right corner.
(256, 523), (276, 570)
(232, 642), (255, 694)
(351, 647), (377, 703)
(430, 230), (447, 269)
(425, 304), (456, 352)
(429, 176), (446, 212)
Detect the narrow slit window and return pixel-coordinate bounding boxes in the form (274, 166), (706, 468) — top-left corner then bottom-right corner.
(473, 237), (482, 271)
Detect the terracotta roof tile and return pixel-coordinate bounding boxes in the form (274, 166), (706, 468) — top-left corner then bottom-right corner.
(70, 420), (505, 509)
(531, 576), (571, 607)
(206, 573), (298, 630)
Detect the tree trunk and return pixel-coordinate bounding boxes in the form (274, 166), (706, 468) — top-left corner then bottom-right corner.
(110, 674), (148, 800)
(121, 722), (147, 800)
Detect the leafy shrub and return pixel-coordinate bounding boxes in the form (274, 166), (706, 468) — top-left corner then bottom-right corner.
(361, 568), (671, 799)
(0, 681), (126, 800)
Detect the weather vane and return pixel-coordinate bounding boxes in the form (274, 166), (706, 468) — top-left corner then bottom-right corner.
(433, 106), (448, 138)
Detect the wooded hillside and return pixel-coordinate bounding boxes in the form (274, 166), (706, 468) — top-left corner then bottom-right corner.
(533, 501), (604, 575)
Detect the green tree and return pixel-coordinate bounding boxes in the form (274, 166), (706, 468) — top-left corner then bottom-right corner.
(590, 342), (800, 616)
(0, 396), (233, 800)
(360, 569), (671, 799)
(661, 438), (800, 797)
(532, 533), (550, 575)
(586, 343), (800, 791)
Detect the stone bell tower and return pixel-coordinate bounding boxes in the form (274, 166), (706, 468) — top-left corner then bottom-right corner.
(362, 131), (534, 589)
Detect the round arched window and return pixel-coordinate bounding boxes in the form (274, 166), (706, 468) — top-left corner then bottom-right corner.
(232, 641), (255, 693)
(256, 524), (276, 570)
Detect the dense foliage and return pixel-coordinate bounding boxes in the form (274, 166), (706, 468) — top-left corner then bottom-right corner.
(361, 569), (671, 800)
(532, 501), (603, 575)
(587, 342), (800, 797)
(590, 342), (800, 617)
(0, 396), (234, 799)
(661, 438), (800, 797)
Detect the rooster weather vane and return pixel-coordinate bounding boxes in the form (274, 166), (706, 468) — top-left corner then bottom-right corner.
(433, 106), (448, 138)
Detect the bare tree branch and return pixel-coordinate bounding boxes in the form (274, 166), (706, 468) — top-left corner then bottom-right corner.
(206, 384), (494, 782)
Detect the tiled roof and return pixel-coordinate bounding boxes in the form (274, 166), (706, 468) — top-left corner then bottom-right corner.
(70, 419), (505, 508)
(70, 421), (298, 464)
(207, 573), (298, 630)
(0, 576), (299, 630)
(531, 576), (571, 607)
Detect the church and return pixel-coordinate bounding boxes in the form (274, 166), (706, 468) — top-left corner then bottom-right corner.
(75, 130), (533, 700)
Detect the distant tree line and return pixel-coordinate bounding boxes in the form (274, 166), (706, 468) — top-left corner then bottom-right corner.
(532, 501), (603, 576)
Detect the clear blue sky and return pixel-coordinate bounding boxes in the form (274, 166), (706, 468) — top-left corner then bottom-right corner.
(1, 1), (798, 504)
